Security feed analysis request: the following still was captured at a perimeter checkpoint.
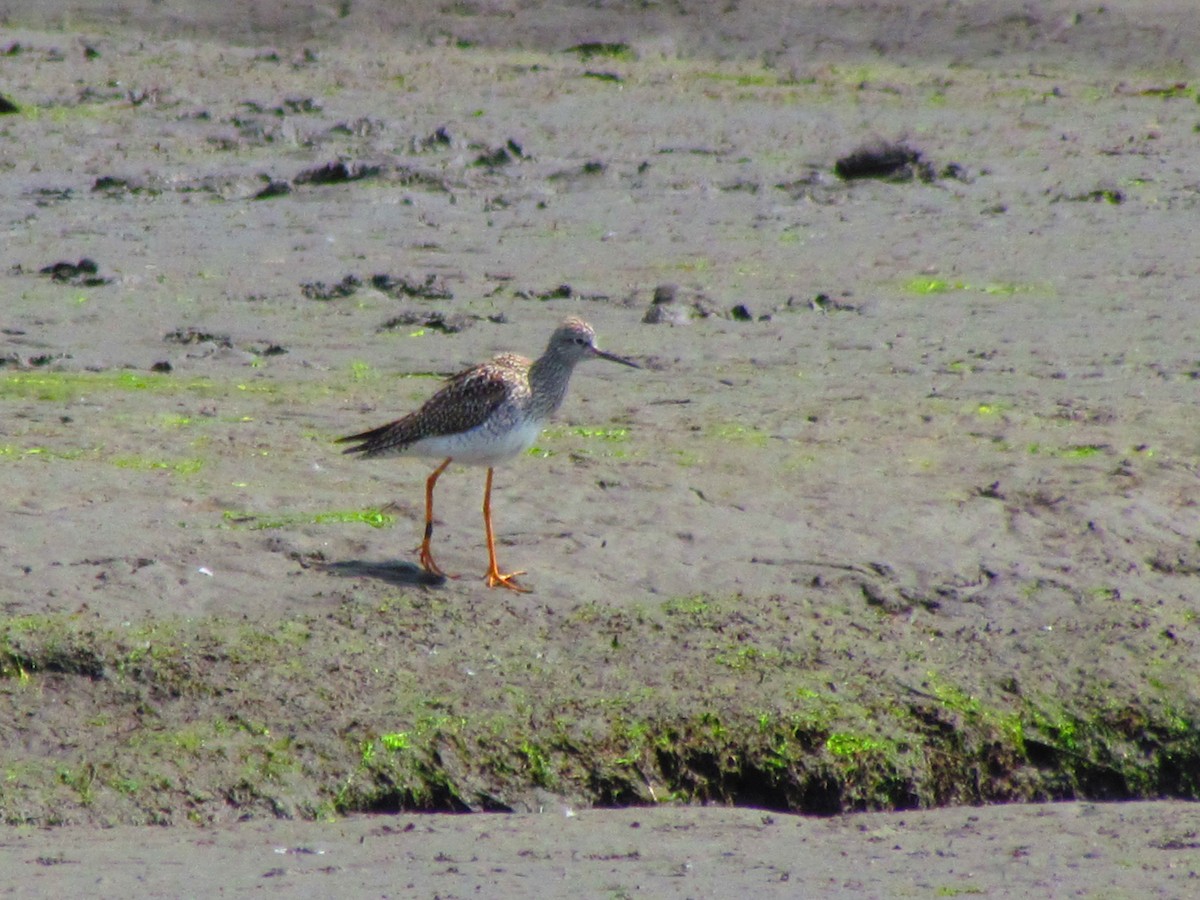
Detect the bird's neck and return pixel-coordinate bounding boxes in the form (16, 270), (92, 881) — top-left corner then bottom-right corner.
(528, 356), (575, 416)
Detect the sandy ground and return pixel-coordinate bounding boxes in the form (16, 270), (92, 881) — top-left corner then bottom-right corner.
(2, 0), (1200, 895)
(2, 802), (1199, 898)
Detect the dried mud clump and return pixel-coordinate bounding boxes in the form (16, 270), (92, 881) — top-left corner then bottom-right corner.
(377, 311), (474, 334)
(474, 139), (526, 168)
(37, 258), (113, 286)
(835, 141), (935, 182)
(370, 273), (453, 300)
(293, 160), (381, 185)
(301, 275), (362, 301)
(163, 328), (233, 348)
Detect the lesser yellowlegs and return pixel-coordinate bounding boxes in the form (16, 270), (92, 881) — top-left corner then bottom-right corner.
(338, 317), (639, 592)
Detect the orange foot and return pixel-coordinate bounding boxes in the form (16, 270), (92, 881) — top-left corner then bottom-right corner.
(486, 567), (530, 593)
(418, 543), (450, 580)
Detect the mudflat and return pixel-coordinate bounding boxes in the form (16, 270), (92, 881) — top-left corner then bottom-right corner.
(1, 1), (1198, 895)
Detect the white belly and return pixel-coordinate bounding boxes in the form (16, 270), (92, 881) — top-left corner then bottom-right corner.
(409, 418), (543, 466)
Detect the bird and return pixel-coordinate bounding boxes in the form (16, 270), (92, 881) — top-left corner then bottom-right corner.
(337, 316), (639, 592)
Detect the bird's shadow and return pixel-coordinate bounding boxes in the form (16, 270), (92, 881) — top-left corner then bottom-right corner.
(318, 559), (447, 588)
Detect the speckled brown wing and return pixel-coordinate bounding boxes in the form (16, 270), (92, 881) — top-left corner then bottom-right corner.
(337, 355), (529, 458)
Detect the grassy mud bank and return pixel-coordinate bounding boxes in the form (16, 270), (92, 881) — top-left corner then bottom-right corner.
(3, 586), (1197, 825)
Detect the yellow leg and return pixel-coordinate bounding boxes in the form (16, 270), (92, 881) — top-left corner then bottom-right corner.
(418, 458), (452, 578)
(483, 467), (529, 592)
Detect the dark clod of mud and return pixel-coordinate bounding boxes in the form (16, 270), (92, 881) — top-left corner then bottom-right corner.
(0, 93), (18, 114)
(163, 328), (233, 348)
(537, 283), (573, 300)
(293, 160), (381, 185)
(38, 258), (112, 286)
(474, 139), (526, 168)
(301, 275), (362, 301)
(1052, 187), (1126, 204)
(92, 175), (157, 196)
(280, 96), (321, 114)
(253, 178), (291, 199)
(563, 42), (633, 61)
(835, 141), (935, 182)
(30, 187), (74, 205)
(475, 146), (515, 168)
(411, 125), (453, 152)
(378, 311), (475, 334)
(370, 273), (453, 300)
(805, 293), (861, 313)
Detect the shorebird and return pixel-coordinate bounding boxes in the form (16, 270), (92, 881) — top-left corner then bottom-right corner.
(338, 317), (639, 592)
